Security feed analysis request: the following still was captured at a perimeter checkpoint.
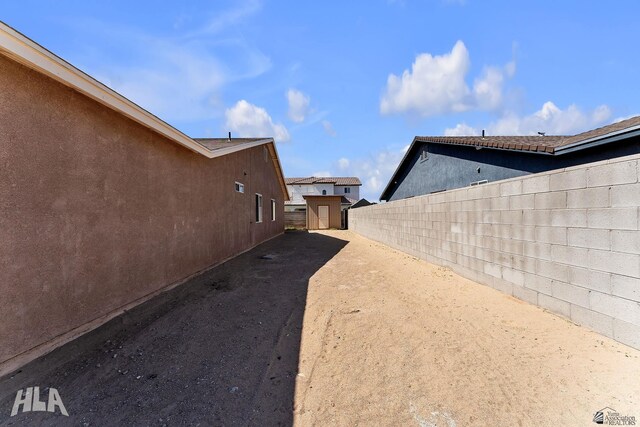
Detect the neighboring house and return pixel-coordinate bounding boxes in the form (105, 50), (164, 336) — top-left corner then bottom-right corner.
(0, 23), (289, 375)
(380, 117), (640, 201)
(350, 198), (374, 209)
(285, 177), (362, 211)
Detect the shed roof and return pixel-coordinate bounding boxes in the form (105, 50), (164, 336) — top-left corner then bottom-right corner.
(302, 195), (351, 204)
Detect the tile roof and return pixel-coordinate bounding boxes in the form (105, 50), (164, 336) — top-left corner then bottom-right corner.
(350, 198), (374, 208)
(415, 135), (564, 153)
(561, 115), (640, 146)
(380, 115), (640, 202)
(285, 177), (362, 186)
(193, 138), (266, 152)
(192, 137), (290, 202)
(416, 116), (640, 154)
(344, 196), (359, 205)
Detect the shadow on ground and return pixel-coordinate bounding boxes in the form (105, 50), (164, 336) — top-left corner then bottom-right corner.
(0, 230), (347, 426)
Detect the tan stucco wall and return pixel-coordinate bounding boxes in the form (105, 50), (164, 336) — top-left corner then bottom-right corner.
(0, 54), (285, 371)
(305, 196), (342, 229)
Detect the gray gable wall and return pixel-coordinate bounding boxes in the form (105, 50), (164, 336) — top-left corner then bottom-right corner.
(385, 137), (640, 201)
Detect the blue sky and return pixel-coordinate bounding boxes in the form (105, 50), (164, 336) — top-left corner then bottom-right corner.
(3, 1), (640, 200)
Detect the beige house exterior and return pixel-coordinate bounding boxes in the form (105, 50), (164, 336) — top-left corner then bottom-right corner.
(0, 23), (289, 375)
(285, 177), (362, 212)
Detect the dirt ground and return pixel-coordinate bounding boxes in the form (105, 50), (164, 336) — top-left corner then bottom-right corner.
(1, 230), (639, 426)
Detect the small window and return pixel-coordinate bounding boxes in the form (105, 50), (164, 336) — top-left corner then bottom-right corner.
(420, 149), (429, 161)
(263, 146), (268, 162)
(255, 194), (263, 223)
(470, 179), (488, 186)
(322, 190), (327, 195)
(235, 182), (244, 193)
(344, 187), (351, 194)
(271, 199), (276, 221)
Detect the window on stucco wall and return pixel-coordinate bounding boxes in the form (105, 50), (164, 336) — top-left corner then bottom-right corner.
(255, 194), (263, 223)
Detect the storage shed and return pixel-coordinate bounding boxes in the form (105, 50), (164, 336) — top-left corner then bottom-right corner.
(303, 195), (342, 230)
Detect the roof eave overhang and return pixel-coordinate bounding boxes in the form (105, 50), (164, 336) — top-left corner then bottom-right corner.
(554, 127), (640, 155)
(379, 137), (558, 201)
(265, 140), (290, 201)
(381, 126), (640, 201)
(0, 21), (212, 157)
(379, 137), (420, 202)
(0, 22), (290, 202)
(421, 138), (557, 155)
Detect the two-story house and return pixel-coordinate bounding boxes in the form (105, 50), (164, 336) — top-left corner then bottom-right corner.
(285, 177), (362, 212)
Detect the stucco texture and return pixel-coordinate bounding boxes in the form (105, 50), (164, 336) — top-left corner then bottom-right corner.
(0, 54), (284, 368)
(386, 139), (640, 201)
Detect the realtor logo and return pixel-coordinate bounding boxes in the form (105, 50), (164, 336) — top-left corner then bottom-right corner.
(594, 408), (609, 424)
(10, 387), (68, 417)
(593, 407), (636, 425)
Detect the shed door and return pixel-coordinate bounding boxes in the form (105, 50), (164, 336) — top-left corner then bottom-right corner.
(318, 205), (329, 229)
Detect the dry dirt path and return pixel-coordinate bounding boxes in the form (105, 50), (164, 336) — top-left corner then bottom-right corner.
(294, 230), (640, 426)
(0, 230), (638, 426)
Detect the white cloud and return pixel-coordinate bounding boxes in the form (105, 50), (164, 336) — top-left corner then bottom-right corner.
(591, 104), (613, 123)
(613, 114), (640, 123)
(197, 0), (262, 34)
(444, 102), (612, 136)
(380, 41), (470, 116)
(380, 41), (514, 117)
(504, 60), (516, 78)
(444, 123), (480, 136)
(334, 148), (405, 200)
(286, 89), (311, 123)
(96, 44), (229, 122)
(72, 3), (270, 124)
(225, 100), (290, 142)
(473, 66), (505, 111)
(322, 120), (337, 137)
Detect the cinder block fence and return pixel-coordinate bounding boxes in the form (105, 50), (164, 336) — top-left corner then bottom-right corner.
(350, 153), (640, 349)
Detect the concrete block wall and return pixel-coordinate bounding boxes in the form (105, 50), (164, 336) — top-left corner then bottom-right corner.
(350, 153), (640, 349)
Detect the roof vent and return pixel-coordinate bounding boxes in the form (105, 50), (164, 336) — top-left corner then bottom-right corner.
(228, 131), (232, 141)
(482, 129), (485, 138)
(538, 132), (546, 136)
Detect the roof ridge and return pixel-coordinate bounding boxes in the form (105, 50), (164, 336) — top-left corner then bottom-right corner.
(380, 115), (640, 201)
(285, 176), (362, 185)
